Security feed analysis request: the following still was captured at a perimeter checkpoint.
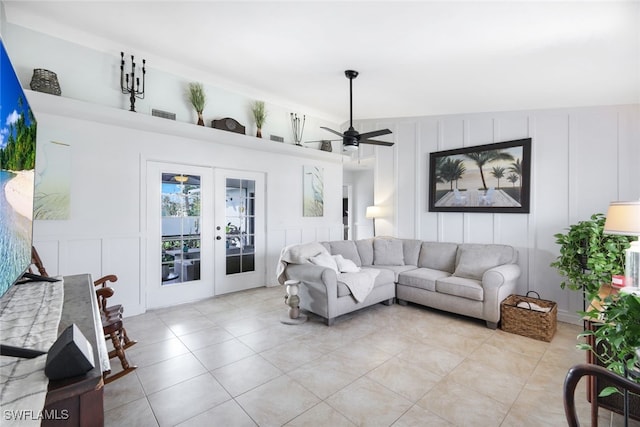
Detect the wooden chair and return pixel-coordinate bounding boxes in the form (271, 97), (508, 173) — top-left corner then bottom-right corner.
(95, 286), (137, 384)
(564, 363), (640, 426)
(31, 246), (137, 384)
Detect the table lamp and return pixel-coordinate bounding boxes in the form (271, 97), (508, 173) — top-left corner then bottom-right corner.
(366, 205), (382, 237)
(603, 200), (640, 289)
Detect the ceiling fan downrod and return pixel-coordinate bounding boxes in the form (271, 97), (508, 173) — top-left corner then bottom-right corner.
(345, 70), (358, 130)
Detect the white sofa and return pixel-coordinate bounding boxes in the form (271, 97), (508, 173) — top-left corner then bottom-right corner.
(279, 238), (521, 328)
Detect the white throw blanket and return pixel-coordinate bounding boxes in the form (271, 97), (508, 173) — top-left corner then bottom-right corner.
(338, 269), (379, 303)
(276, 243), (379, 303)
(276, 242), (328, 285)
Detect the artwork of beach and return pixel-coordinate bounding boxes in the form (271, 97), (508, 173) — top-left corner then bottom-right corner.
(433, 146), (524, 208)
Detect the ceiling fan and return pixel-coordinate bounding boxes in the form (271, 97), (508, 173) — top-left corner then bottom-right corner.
(319, 70), (394, 152)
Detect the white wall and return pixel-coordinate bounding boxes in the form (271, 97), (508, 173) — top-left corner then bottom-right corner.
(356, 104), (640, 323)
(1, 22), (340, 148)
(29, 91), (344, 316)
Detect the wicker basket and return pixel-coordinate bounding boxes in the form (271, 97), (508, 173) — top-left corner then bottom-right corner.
(30, 69), (61, 96)
(501, 291), (557, 342)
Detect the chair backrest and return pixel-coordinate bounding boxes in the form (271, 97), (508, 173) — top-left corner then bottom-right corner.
(30, 246), (49, 277)
(563, 363), (640, 427)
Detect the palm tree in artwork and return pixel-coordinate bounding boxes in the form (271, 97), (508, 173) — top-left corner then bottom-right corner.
(463, 150), (514, 190)
(508, 158), (523, 187)
(440, 158), (466, 190)
(507, 173), (519, 187)
(491, 166), (505, 189)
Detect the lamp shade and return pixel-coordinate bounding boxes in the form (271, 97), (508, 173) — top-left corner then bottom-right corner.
(365, 206), (382, 219)
(603, 200), (640, 236)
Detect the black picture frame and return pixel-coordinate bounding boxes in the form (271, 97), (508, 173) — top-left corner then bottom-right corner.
(428, 138), (531, 213)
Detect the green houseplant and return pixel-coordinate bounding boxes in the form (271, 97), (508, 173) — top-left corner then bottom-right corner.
(579, 292), (640, 395)
(550, 213), (633, 300)
(187, 82), (207, 126)
(251, 100), (267, 138)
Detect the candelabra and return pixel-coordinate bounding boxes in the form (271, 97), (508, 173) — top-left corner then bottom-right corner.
(290, 113), (306, 145)
(120, 52), (146, 112)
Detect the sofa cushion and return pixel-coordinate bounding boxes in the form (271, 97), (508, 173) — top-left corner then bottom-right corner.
(309, 252), (339, 273)
(373, 238), (405, 266)
(436, 276), (484, 301)
(453, 247), (503, 280)
(337, 267), (394, 297)
(397, 268), (451, 292)
(355, 239), (374, 266)
(328, 240), (362, 267)
(402, 239), (422, 266)
(334, 255), (360, 273)
(418, 242), (458, 273)
(456, 243), (518, 266)
(369, 265), (417, 282)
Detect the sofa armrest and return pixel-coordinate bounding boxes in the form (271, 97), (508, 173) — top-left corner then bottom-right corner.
(284, 264), (338, 319)
(482, 263), (521, 290)
(482, 263), (521, 323)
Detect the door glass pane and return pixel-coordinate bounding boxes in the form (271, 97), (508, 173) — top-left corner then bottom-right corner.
(161, 173), (201, 285)
(225, 178), (255, 275)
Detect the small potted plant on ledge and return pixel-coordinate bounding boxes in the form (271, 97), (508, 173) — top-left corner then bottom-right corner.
(187, 82), (207, 126)
(251, 100), (267, 138)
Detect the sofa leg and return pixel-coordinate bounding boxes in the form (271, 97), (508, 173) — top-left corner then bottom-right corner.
(397, 299), (408, 306)
(486, 321), (498, 330)
(381, 298), (393, 306)
(326, 317), (335, 326)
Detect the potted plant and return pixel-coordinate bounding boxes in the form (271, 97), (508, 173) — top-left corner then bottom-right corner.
(251, 100), (267, 138)
(187, 82), (206, 126)
(551, 213), (633, 301)
(579, 291), (640, 396)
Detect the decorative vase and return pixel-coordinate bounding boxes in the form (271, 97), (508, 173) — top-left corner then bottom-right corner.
(257, 128), (262, 138)
(320, 141), (332, 152)
(197, 111), (205, 126)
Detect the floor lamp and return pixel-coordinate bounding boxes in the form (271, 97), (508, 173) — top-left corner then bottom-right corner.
(603, 200), (640, 289)
(366, 206), (382, 237)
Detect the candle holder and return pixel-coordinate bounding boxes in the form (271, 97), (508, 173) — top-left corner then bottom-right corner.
(290, 113), (306, 146)
(120, 52), (146, 112)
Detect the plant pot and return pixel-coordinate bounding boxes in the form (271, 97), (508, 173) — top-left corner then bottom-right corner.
(256, 128), (262, 138)
(197, 111), (205, 126)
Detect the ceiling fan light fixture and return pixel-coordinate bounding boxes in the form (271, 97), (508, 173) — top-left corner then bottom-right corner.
(343, 144), (358, 152)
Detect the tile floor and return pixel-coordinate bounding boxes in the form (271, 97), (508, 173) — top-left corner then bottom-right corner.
(104, 286), (639, 426)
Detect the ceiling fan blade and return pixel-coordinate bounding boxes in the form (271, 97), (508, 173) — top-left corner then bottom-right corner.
(359, 129), (392, 139)
(360, 139), (395, 147)
(320, 126), (345, 138)
(303, 139), (341, 144)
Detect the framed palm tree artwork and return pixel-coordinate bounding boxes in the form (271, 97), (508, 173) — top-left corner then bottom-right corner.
(428, 138), (531, 213)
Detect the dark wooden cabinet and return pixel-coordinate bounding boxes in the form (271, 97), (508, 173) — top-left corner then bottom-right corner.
(43, 274), (109, 427)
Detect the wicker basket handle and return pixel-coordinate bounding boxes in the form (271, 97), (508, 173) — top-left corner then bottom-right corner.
(526, 290), (541, 300)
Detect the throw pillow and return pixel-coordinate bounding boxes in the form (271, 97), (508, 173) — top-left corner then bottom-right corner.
(453, 248), (502, 280)
(310, 252), (339, 273)
(333, 254), (360, 273)
(373, 238), (405, 266)
(329, 240), (362, 266)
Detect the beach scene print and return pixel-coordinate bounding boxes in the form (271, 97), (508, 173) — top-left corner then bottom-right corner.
(0, 41), (36, 292)
(432, 141), (528, 209)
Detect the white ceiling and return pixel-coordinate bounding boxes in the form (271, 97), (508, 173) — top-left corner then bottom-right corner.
(4, 1), (639, 123)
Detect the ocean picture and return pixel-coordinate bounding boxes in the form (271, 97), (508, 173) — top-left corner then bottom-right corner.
(0, 40), (36, 293)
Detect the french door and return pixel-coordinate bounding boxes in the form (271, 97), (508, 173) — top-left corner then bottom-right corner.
(146, 162), (214, 308)
(214, 169), (265, 295)
(146, 163), (265, 308)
